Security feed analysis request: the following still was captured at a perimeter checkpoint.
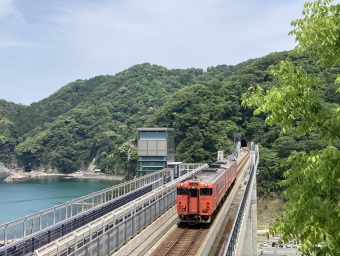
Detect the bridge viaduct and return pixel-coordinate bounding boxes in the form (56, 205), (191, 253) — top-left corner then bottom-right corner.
(0, 146), (258, 256)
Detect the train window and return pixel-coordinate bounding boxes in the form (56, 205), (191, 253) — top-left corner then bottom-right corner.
(219, 180), (225, 192)
(200, 188), (212, 196)
(190, 189), (198, 197)
(177, 188), (188, 195)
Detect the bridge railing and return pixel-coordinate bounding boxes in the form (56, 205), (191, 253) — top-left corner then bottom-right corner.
(0, 169), (162, 247)
(34, 163), (209, 256)
(0, 162), (207, 249)
(222, 147), (259, 256)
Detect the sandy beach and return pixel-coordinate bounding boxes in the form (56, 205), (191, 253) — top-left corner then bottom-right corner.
(1, 168), (124, 183)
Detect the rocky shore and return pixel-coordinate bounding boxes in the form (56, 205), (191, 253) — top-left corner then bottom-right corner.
(1, 168), (124, 183)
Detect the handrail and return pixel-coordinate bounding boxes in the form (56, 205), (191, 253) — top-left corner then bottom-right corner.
(0, 168), (167, 247)
(0, 163), (207, 250)
(34, 163), (209, 256)
(223, 150), (259, 255)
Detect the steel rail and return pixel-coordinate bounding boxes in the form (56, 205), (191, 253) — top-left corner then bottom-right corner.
(181, 227), (202, 256)
(163, 228), (188, 256)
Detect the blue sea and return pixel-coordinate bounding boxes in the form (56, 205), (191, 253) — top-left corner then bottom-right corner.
(0, 173), (118, 225)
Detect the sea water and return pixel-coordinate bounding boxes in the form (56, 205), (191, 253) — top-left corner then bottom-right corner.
(0, 173), (118, 225)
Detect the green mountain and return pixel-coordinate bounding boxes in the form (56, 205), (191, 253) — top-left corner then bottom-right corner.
(0, 51), (339, 195)
(1, 64), (205, 173)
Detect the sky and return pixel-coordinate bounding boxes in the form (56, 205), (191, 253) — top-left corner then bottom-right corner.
(0, 0), (307, 106)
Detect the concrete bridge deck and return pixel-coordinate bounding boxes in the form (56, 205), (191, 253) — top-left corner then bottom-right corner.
(112, 149), (258, 256)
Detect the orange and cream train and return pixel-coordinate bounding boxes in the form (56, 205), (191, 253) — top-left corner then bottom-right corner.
(176, 154), (241, 224)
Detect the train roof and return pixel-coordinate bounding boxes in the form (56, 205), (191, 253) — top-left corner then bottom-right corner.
(183, 155), (236, 184)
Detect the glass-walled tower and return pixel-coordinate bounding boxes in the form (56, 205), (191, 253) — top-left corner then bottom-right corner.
(137, 128), (174, 176)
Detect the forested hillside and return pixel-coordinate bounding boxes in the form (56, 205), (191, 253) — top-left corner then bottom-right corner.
(4, 64), (205, 173)
(0, 51), (339, 197)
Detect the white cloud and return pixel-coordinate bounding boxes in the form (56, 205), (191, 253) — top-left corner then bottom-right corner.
(0, 0), (20, 18)
(0, 0), (309, 104)
(0, 0), (27, 48)
(44, 0), (304, 65)
(0, 41), (37, 48)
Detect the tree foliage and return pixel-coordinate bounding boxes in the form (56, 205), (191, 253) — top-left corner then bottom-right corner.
(147, 81), (238, 163)
(256, 146), (283, 196)
(18, 64), (204, 173)
(242, 0), (340, 254)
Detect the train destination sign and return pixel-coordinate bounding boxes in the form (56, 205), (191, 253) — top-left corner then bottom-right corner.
(189, 183), (198, 187)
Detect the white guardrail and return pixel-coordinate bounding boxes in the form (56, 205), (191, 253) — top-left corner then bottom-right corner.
(0, 168), (172, 247)
(34, 163), (209, 256)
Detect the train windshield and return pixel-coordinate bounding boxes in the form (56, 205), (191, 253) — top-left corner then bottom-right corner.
(177, 188), (188, 195)
(200, 188), (212, 196)
(190, 189), (198, 197)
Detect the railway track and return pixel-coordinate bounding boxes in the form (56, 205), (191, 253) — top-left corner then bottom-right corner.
(28, 151), (250, 256)
(151, 223), (210, 256)
(148, 152), (250, 256)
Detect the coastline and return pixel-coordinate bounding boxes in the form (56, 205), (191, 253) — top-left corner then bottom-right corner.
(0, 169), (124, 183)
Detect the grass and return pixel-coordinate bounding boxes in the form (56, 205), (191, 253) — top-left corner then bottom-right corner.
(256, 194), (285, 247)
(257, 193), (284, 231)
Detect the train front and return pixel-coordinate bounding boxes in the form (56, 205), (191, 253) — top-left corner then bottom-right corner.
(176, 180), (213, 225)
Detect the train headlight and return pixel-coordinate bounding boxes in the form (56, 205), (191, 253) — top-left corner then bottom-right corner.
(180, 183), (183, 187)
(205, 183), (208, 187)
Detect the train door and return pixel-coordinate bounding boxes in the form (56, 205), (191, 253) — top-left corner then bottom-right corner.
(188, 188), (199, 213)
